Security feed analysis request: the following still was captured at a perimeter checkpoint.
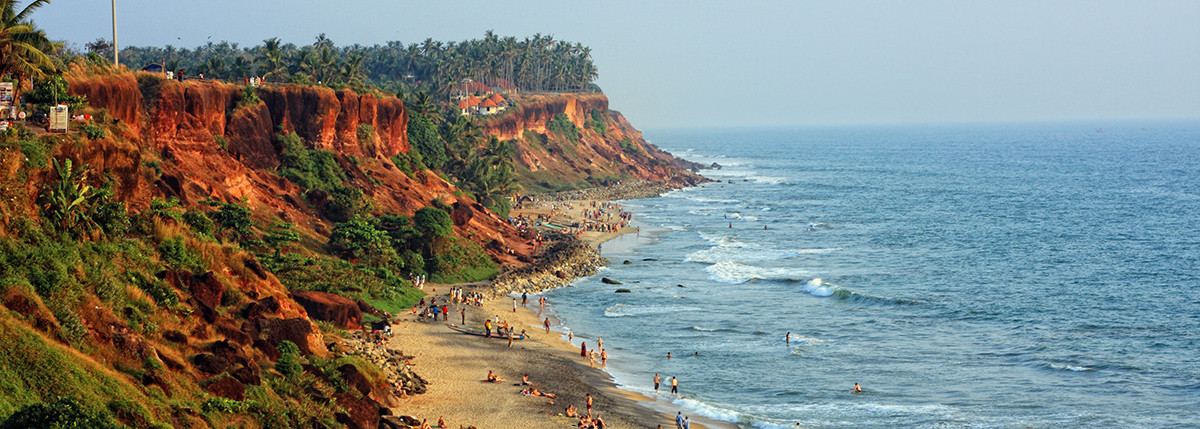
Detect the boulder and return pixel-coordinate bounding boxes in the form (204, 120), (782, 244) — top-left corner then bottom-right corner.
(191, 271), (225, 310)
(601, 277), (621, 285)
(243, 296), (282, 319)
(334, 393), (380, 429)
(193, 353), (229, 374)
(291, 290), (362, 330)
(162, 330), (188, 344)
(204, 375), (246, 401)
(356, 299), (381, 317)
(337, 363), (373, 396)
(231, 365), (261, 386)
(254, 317), (327, 356)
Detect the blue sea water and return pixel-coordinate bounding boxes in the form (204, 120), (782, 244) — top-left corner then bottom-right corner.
(539, 121), (1200, 428)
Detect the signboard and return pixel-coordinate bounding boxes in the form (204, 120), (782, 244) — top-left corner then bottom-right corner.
(0, 82), (12, 107)
(49, 104), (68, 132)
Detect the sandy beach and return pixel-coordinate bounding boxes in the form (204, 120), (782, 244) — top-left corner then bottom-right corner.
(385, 187), (731, 429)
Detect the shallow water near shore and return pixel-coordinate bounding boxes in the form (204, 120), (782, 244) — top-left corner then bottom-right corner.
(541, 122), (1200, 428)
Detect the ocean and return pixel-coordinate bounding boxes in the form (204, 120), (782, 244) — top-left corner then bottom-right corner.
(538, 121), (1200, 428)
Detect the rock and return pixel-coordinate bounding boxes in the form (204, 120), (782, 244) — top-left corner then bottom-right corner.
(204, 375), (246, 401)
(231, 365), (261, 386)
(162, 330), (188, 343)
(191, 271), (225, 310)
(615, 289), (632, 293)
(291, 290), (363, 330)
(334, 393), (380, 429)
(601, 277), (621, 285)
(193, 353), (229, 374)
(677, 284), (686, 288)
(356, 299), (381, 317)
(254, 317), (327, 356)
(338, 363), (373, 396)
(243, 296), (281, 319)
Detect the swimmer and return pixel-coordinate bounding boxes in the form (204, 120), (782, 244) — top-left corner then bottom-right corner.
(851, 383), (862, 393)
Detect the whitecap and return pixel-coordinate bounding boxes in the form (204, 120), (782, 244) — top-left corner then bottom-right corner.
(603, 303), (698, 318)
(1049, 362), (1093, 372)
(802, 278), (838, 297)
(705, 261), (810, 284)
(671, 397), (742, 423)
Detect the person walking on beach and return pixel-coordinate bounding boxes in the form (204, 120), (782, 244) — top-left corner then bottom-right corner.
(513, 298), (518, 312)
(485, 320), (492, 338)
(586, 393), (593, 413)
(544, 318), (551, 333)
(601, 349), (607, 367)
(671, 376), (678, 394)
(654, 374), (661, 393)
(522, 291), (528, 306)
(461, 308), (466, 325)
(581, 342), (588, 358)
(508, 329), (514, 348)
(684, 416), (691, 429)
(675, 412), (684, 429)
(442, 305), (448, 321)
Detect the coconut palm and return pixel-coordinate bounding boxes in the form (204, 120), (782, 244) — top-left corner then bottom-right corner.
(255, 37), (286, 81)
(0, 0), (55, 100)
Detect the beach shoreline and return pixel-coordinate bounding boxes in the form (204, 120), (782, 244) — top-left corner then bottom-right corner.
(383, 180), (733, 429)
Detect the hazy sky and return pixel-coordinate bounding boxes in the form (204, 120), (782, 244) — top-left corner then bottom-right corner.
(33, 1), (1200, 129)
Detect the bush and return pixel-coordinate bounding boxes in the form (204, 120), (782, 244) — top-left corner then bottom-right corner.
(238, 85), (261, 108)
(428, 236), (498, 283)
(79, 123), (105, 140)
(158, 236), (204, 272)
(0, 397), (123, 429)
(18, 135), (54, 170)
(413, 207), (453, 241)
(275, 341), (303, 379)
(547, 113), (579, 144)
(407, 114), (446, 170)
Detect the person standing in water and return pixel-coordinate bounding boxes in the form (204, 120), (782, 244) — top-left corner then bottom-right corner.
(671, 376), (678, 394)
(654, 374), (661, 393)
(786, 332), (790, 345)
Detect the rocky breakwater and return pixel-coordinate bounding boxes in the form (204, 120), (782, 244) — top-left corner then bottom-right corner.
(344, 331), (427, 397)
(537, 179), (679, 202)
(490, 229), (606, 296)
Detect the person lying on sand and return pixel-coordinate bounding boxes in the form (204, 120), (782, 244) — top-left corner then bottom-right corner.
(486, 370), (505, 382)
(519, 388), (557, 398)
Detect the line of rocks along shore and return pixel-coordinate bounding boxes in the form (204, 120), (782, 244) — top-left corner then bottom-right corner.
(491, 179), (687, 297)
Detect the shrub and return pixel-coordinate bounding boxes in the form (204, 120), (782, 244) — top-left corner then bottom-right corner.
(407, 114), (445, 170)
(547, 113), (579, 144)
(0, 398), (122, 429)
(276, 341), (303, 379)
(238, 85), (261, 108)
(588, 109), (607, 135)
(214, 134), (229, 151)
(413, 207), (453, 241)
(428, 236), (498, 283)
(158, 236), (204, 273)
(79, 123), (105, 140)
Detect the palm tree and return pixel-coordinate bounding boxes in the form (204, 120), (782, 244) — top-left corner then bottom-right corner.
(0, 0), (55, 101)
(255, 37), (286, 81)
(342, 53), (366, 89)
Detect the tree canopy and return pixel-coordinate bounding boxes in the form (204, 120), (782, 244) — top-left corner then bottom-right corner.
(118, 31), (599, 97)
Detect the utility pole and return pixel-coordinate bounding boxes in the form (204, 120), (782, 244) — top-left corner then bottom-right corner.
(111, 0), (118, 66)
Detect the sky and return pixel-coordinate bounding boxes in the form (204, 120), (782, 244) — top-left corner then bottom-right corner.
(31, 0), (1200, 129)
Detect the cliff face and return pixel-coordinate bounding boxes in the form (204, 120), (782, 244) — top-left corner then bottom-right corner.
(484, 94), (608, 140)
(485, 93), (705, 189)
(69, 74), (529, 266)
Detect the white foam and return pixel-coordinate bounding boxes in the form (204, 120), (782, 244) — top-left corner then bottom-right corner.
(671, 397), (742, 423)
(603, 303), (698, 318)
(1049, 362), (1093, 372)
(802, 278), (837, 297)
(705, 261), (810, 284)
